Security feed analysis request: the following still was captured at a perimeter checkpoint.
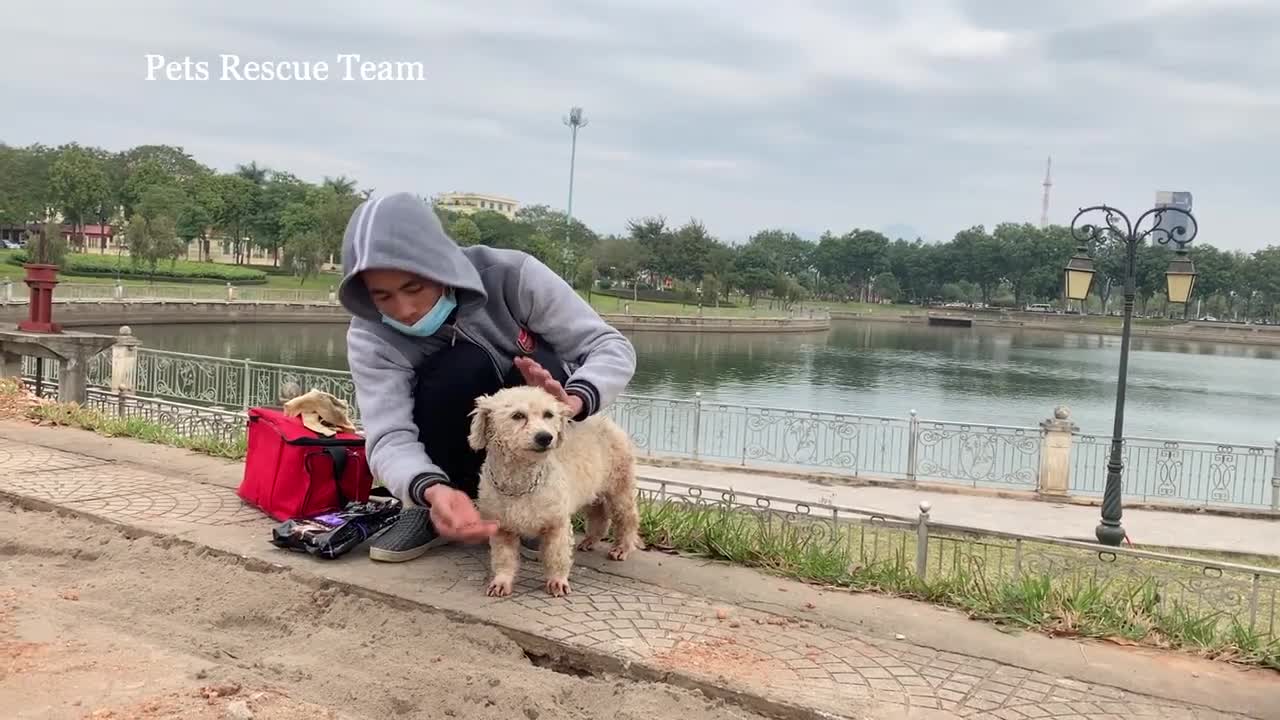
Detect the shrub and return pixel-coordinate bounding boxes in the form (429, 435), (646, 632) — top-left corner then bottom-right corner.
(24, 222), (68, 267)
(7, 251), (268, 283)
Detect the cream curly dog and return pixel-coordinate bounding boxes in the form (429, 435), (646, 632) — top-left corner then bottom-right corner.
(467, 385), (641, 598)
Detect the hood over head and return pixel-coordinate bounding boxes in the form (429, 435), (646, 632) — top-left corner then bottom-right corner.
(337, 192), (486, 322)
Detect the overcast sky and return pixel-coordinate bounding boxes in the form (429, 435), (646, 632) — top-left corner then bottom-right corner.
(3, 0), (1277, 250)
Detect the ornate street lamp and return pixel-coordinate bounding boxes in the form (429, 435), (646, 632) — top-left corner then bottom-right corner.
(1066, 204), (1198, 546)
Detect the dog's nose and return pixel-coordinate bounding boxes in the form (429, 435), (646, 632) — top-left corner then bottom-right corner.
(533, 431), (554, 448)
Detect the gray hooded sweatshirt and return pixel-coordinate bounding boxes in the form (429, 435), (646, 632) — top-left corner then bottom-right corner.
(337, 192), (636, 504)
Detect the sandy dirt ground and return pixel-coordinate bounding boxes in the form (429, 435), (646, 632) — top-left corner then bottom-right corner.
(0, 502), (771, 720)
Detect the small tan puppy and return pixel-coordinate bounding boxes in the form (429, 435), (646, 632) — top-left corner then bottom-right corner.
(468, 385), (641, 598)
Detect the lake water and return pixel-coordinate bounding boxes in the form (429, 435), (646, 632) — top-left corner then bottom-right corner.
(89, 321), (1280, 446)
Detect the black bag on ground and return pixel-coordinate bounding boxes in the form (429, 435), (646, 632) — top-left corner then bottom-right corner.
(269, 487), (402, 560)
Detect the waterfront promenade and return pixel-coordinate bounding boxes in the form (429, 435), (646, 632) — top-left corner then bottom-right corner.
(1, 419), (1274, 719)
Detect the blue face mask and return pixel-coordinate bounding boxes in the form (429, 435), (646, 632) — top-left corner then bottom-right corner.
(381, 291), (457, 337)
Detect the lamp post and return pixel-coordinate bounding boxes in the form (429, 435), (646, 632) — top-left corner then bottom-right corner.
(563, 106), (588, 279)
(1065, 204), (1199, 546)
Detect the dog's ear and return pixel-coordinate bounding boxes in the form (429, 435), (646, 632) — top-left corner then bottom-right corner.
(468, 395), (494, 450)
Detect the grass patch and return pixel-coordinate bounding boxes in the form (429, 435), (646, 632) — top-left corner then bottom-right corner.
(0, 258), (342, 292)
(5, 251), (268, 283)
(27, 402), (247, 459)
(631, 499), (1280, 670)
(3, 379), (1276, 671)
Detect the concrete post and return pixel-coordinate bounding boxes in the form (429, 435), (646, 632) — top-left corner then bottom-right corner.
(691, 391), (702, 459)
(226, 282), (237, 302)
(906, 410), (919, 482)
(113, 280), (123, 300)
(110, 325), (141, 395)
(1271, 438), (1279, 512)
(0, 349), (21, 378)
(1038, 405), (1078, 496)
(915, 501), (931, 581)
(57, 353), (88, 406)
(328, 286), (337, 304)
(3, 279), (11, 303)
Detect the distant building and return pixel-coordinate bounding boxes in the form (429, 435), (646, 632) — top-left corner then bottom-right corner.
(432, 192), (520, 220)
(1154, 190), (1193, 239)
(0, 222), (115, 250)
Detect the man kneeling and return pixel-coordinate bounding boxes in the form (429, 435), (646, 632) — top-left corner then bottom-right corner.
(336, 192), (637, 561)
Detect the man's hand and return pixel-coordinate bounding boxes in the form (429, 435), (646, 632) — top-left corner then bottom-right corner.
(514, 356), (583, 418)
(423, 484), (497, 544)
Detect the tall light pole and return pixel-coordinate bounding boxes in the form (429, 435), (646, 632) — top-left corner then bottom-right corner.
(563, 106), (588, 279)
(1064, 204), (1199, 546)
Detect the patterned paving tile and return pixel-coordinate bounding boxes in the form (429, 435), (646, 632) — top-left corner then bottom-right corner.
(445, 548), (1250, 719)
(0, 440), (108, 475)
(0, 447), (263, 526)
(0, 447), (1256, 720)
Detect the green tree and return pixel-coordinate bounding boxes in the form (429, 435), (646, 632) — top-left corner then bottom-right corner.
(574, 257), (598, 301)
(0, 143), (57, 226)
(214, 174), (257, 264)
(733, 243), (777, 306)
(448, 217), (482, 246)
(137, 184), (186, 223)
(745, 229), (814, 277)
(120, 157), (176, 220)
(844, 229), (891, 301)
(949, 225), (1005, 305)
(627, 216), (676, 279)
(252, 171), (310, 266)
(515, 204), (598, 274)
(700, 273), (722, 308)
(283, 229), (329, 282)
(124, 212), (183, 280)
(50, 144), (110, 251)
(872, 272), (901, 302)
(473, 210), (535, 252)
(175, 203), (211, 259)
(669, 220), (718, 281)
(185, 172), (225, 261)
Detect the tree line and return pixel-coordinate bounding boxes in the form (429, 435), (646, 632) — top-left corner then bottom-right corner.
(0, 142), (363, 280)
(2, 141), (1278, 319)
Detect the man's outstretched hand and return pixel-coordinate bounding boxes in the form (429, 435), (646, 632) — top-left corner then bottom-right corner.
(514, 356), (583, 418)
(423, 484), (497, 544)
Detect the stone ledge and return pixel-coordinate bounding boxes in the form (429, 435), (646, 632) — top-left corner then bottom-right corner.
(0, 301), (833, 333)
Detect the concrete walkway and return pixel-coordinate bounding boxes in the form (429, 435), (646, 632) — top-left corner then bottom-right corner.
(637, 464), (1280, 559)
(0, 420), (1276, 720)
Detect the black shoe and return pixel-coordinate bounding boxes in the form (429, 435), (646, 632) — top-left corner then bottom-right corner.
(369, 507), (447, 563)
(520, 535), (541, 562)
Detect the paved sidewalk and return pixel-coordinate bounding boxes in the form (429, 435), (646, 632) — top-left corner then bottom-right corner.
(0, 422), (1275, 719)
(637, 464), (1280, 558)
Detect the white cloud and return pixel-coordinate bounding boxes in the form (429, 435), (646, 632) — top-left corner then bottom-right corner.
(2, 0), (1276, 250)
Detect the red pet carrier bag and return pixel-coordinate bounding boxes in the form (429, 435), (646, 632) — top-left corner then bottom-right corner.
(238, 407), (373, 521)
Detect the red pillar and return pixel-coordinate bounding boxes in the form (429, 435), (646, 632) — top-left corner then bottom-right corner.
(18, 264), (61, 333)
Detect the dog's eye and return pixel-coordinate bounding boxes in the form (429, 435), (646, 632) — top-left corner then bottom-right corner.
(543, 411), (554, 419)
(511, 411), (526, 421)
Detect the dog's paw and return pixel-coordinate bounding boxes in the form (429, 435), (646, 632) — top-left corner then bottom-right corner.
(608, 537), (642, 561)
(486, 576), (514, 598)
(575, 537), (597, 552)
(545, 577), (572, 597)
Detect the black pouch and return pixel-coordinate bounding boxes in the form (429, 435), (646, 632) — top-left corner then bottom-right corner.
(269, 487), (402, 559)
